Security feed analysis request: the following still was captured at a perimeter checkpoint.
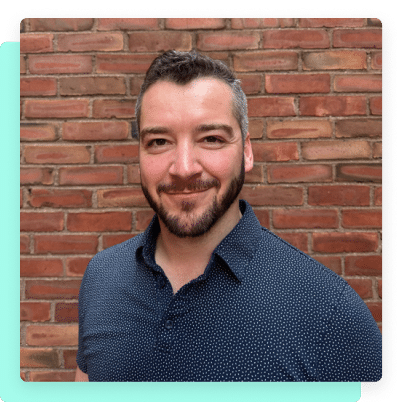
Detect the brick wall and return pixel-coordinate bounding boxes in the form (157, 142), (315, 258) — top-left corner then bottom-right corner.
(20, 18), (382, 381)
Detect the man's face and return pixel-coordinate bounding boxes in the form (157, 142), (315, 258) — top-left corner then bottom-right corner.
(139, 78), (253, 238)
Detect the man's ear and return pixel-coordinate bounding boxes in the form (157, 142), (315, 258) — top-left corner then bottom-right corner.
(243, 132), (254, 173)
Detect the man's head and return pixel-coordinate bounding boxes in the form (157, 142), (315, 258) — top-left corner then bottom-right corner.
(135, 50), (248, 143)
(137, 51), (253, 238)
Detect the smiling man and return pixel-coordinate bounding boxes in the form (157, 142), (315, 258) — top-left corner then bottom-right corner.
(75, 50), (381, 382)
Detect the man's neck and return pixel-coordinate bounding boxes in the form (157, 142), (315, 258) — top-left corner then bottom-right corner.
(154, 202), (242, 293)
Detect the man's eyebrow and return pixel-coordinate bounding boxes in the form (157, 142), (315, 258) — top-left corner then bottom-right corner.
(139, 126), (170, 140)
(195, 124), (234, 137)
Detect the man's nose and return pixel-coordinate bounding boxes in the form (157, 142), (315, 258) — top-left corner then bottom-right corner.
(168, 141), (202, 179)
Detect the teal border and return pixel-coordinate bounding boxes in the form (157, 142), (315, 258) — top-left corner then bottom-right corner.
(0, 41), (361, 402)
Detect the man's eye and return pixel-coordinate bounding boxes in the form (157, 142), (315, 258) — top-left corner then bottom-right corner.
(203, 136), (223, 143)
(147, 138), (167, 147)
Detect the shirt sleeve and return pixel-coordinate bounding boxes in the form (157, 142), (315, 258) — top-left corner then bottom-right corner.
(317, 283), (382, 381)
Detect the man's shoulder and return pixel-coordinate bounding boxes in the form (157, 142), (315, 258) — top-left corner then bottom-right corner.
(84, 232), (145, 276)
(256, 226), (346, 287)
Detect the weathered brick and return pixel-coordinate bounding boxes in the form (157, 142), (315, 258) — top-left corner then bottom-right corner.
(197, 31), (259, 51)
(374, 187), (382, 206)
(240, 185), (303, 206)
(34, 235), (98, 254)
(20, 34), (53, 53)
(275, 232), (308, 253)
(336, 163), (382, 182)
(55, 302), (79, 323)
(267, 120), (332, 139)
(301, 140), (370, 160)
(29, 18), (94, 31)
(20, 167), (54, 185)
(20, 211), (64, 232)
(263, 29), (329, 49)
(231, 18), (295, 29)
(245, 164), (263, 183)
(24, 99), (89, 119)
(62, 121), (129, 141)
(26, 324), (78, 346)
(236, 74), (262, 94)
(136, 210), (156, 231)
(333, 74), (382, 92)
(21, 235), (30, 254)
(300, 96), (366, 116)
(308, 185), (370, 206)
(96, 54), (155, 74)
(29, 371), (76, 382)
(299, 18), (364, 28)
(66, 257), (92, 277)
(97, 188), (149, 207)
(342, 209), (382, 228)
(345, 255), (382, 276)
(370, 96), (382, 115)
(333, 29), (382, 48)
(102, 234), (136, 249)
(25, 280), (82, 299)
(371, 52), (382, 69)
(234, 51), (298, 71)
(268, 164), (332, 183)
(95, 144), (139, 163)
(373, 142), (382, 159)
(98, 18), (159, 30)
(253, 209), (270, 228)
(248, 97), (295, 117)
(265, 74), (330, 94)
(335, 119), (381, 138)
(59, 166), (124, 186)
(28, 189), (92, 208)
(272, 208), (338, 229)
(166, 18), (225, 30)
(20, 348), (59, 368)
(93, 99), (136, 119)
(67, 211), (132, 232)
(346, 278), (373, 299)
(63, 349), (78, 369)
(20, 302), (51, 322)
(302, 50), (367, 70)
(312, 232), (379, 253)
(127, 165), (141, 184)
(365, 302), (382, 322)
(20, 258), (63, 277)
(58, 33), (124, 52)
(20, 77), (57, 97)
(252, 142), (298, 162)
(129, 32), (192, 52)
(23, 145), (91, 164)
(59, 77), (126, 96)
(313, 256), (342, 275)
(28, 54), (92, 74)
(248, 119), (264, 139)
(20, 123), (57, 142)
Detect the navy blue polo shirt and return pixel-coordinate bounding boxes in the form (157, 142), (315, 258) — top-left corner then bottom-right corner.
(77, 200), (381, 381)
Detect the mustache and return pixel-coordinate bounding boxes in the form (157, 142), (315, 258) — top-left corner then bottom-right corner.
(157, 178), (220, 194)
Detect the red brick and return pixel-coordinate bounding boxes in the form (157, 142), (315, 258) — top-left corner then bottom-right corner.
(335, 119), (381, 138)
(166, 18), (225, 30)
(301, 140), (370, 160)
(342, 209), (382, 228)
(58, 33), (124, 52)
(93, 99), (136, 119)
(378, 279), (382, 299)
(272, 208), (338, 229)
(346, 278), (373, 299)
(34, 235), (98, 254)
(63, 349), (78, 369)
(20, 302), (51, 322)
(244, 165), (263, 183)
(26, 324), (78, 346)
(20, 211), (64, 232)
(59, 166), (124, 186)
(67, 211), (132, 232)
(59, 77), (126, 96)
(299, 96), (366, 116)
(24, 99), (89, 119)
(336, 163), (382, 182)
(248, 97), (295, 117)
(197, 31), (259, 51)
(374, 187), (382, 206)
(333, 74), (382, 92)
(136, 210), (156, 231)
(21, 55), (26, 74)
(357, 249), (379, 277)
(20, 258), (63, 277)
(96, 54), (155, 74)
(98, 18), (159, 30)
(365, 302), (382, 322)
(28, 189), (92, 208)
(240, 185), (303, 206)
(20, 123), (57, 142)
(55, 302), (79, 323)
(299, 18), (364, 28)
(66, 257), (92, 277)
(313, 256), (342, 275)
(236, 74), (262, 94)
(275, 232), (308, 253)
(20, 34), (53, 53)
(28, 54), (92, 74)
(268, 164), (332, 183)
(312, 232), (378, 253)
(22, 166), (45, 185)
(130, 76), (145, 96)
(25, 279), (82, 300)
(248, 119), (264, 139)
(21, 235), (30, 254)
(252, 142), (298, 162)
(129, 32), (192, 52)
(95, 144), (139, 163)
(253, 209), (270, 228)
(103, 234), (136, 249)
(263, 29), (329, 49)
(302, 50), (367, 70)
(308, 185), (370, 206)
(62, 122), (129, 141)
(127, 165), (141, 184)
(267, 120), (332, 139)
(20, 348), (59, 368)
(23, 145), (91, 164)
(20, 77), (57, 97)
(97, 188), (149, 207)
(265, 74), (330, 94)
(373, 142), (382, 159)
(233, 51), (298, 71)
(371, 52), (382, 69)
(370, 96), (382, 115)
(231, 18), (295, 29)
(29, 371), (76, 382)
(29, 18), (94, 31)
(333, 29), (382, 48)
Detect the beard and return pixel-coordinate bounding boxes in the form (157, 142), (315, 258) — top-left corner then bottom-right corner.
(141, 158), (245, 238)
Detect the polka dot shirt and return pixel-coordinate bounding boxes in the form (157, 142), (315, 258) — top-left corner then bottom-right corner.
(77, 200), (381, 382)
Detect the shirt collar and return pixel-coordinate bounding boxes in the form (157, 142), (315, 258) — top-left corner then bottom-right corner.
(137, 199), (262, 282)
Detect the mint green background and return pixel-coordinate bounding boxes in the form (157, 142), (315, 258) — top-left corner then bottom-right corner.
(0, 41), (361, 401)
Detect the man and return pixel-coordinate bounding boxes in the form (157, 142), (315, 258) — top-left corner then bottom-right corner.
(75, 50), (381, 382)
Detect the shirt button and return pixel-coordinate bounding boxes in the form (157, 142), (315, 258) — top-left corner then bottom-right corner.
(165, 320), (173, 329)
